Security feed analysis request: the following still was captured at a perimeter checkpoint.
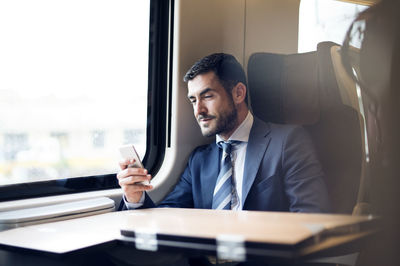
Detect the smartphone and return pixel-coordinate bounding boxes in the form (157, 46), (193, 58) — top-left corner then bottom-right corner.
(119, 144), (149, 185)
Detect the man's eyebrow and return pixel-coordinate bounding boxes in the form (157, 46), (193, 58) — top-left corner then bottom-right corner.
(200, 88), (214, 96)
(187, 88), (214, 99)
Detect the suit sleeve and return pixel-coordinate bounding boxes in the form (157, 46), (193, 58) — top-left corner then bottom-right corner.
(122, 149), (199, 210)
(147, 151), (198, 208)
(156, 165), (194, 208)
(282, 126), (331, 213)
(122, 165), (194, 209)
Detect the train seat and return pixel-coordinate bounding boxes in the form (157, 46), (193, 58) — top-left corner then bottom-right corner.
(247, 42), (363, 214)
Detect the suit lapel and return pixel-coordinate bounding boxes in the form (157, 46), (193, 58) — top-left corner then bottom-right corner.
(201, 143), (220, 208)
(242, 118), (271, 206)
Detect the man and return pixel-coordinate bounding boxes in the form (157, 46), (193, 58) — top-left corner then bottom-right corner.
(117, 53), (330, 212)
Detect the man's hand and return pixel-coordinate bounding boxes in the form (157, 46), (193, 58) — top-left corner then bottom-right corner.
(117, 159), (153, 203)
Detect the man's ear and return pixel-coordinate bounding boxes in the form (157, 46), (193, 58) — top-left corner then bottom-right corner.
(232, 82), (247, 104)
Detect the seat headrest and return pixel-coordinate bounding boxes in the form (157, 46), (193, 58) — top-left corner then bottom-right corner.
(248, 42), (341, 125)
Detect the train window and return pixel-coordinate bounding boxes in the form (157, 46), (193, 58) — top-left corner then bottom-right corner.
(0, 0), (170, 200)
(298, 0), (368, 53)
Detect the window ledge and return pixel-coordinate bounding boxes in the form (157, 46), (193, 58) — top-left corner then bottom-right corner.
(0, 188), (123, 213)
(0, 197), (115, 231)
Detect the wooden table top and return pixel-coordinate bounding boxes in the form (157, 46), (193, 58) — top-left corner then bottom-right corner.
(0, 208), (376, 255)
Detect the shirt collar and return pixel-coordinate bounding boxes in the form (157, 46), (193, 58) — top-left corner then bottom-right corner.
(216, 111), (254, 144)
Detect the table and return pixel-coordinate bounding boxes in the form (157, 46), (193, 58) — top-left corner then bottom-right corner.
(0, 208), (378, 263)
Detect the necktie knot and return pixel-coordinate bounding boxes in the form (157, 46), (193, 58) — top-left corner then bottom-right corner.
(217, 140), (241, 154)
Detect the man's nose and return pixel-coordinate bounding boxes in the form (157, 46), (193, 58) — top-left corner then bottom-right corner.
(194, 101), (207, 116)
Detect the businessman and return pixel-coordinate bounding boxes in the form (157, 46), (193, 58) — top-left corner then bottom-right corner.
(117, 53), (330, 212)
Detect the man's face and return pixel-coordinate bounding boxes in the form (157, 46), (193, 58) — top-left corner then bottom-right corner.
(187, 71), (238, 138)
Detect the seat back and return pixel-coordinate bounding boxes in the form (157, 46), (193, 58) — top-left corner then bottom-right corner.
(247, 42), (362, 214)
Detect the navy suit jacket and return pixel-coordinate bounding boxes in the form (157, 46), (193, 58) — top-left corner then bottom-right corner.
(141, 117), (330, 213)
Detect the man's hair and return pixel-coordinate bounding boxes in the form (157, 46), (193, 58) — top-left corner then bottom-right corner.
(183, 53), (248, 104)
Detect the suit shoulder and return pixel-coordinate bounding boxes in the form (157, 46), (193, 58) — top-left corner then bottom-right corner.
(185, 142), (217, 170)
(266, 123), (315, 154)
(256, 120), (310, 147)
(189, 142), (216, 158)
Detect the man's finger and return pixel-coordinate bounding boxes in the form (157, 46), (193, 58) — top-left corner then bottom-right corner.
(119, 158), (136, 170)
(119, 174), (152, 185)
(116, 167), (148, 180)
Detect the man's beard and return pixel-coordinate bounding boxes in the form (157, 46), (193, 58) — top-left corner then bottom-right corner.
(199, 104), (238, 138)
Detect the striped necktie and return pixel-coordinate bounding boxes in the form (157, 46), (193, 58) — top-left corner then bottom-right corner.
(212, 140), (240, 210)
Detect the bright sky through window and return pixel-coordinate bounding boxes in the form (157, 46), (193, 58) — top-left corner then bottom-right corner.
(298, 0), (367, 53)
(0, 0), (150, 185)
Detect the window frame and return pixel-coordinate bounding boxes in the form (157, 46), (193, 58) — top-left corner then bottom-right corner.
(0, 0), (172, 202)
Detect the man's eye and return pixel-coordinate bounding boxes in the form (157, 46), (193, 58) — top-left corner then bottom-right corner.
(204, 95), (212, 99)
